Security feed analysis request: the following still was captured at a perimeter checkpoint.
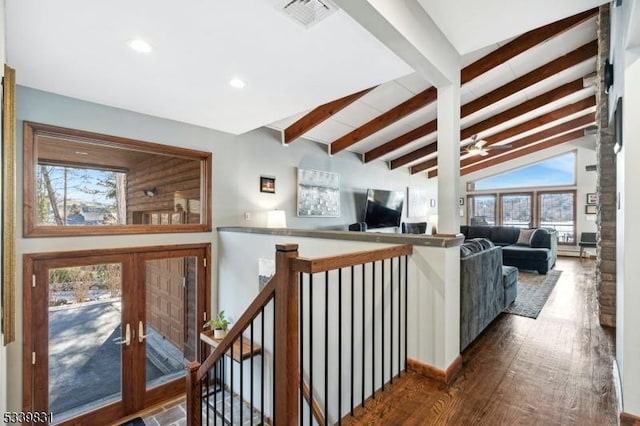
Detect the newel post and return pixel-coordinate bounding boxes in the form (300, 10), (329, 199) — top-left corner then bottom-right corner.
(186, 360), (201, 426)
(274, 243), (300, 425)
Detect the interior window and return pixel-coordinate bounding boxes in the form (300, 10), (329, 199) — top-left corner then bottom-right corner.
(24, 121), (212, 237)
(467, 194), (496, 225)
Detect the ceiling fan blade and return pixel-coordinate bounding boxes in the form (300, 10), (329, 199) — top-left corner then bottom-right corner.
(486, 144), (512, 150)
(479, 150), (489, 156)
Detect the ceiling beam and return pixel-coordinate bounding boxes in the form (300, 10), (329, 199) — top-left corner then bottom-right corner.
(365, 121), (437, 163)
(283, 86), (376, 144)
(458, 129), (587, 177)
(398, 78), (587, 170)
(349, 9), (597, 161)
(410, 95), (596, 174)
(329, 86), (437, 155)
(461, 112), (595, 168)
(383, 53), (594, 167)
(461, 8), (597, 83)
(461, 40), (597, 117)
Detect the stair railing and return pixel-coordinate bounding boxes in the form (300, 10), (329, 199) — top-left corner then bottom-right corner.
(186, 242), (412, 425)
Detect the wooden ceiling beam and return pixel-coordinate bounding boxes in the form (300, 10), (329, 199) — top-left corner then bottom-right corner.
(364, 120), (437, 163)
(460, 78), (586, 140)
(364, 33), (596, 164)
(410, 95), (596, 174)
(329, 86), (437, 155)
(461, 40), (596, 117)
(461, 8), (597, 83)
(458, 129), (587, 177)
(460, 113), (595, 168)
(284, 86), (376, 144)
(410, 158), (438, 175)
(389, 140), (438, 170)
(401, 79), (587, 171)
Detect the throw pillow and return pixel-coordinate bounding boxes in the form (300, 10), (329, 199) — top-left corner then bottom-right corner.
(516, 228), (536, 246)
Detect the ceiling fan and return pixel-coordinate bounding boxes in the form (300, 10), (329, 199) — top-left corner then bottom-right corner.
(465, 135), (512, 156)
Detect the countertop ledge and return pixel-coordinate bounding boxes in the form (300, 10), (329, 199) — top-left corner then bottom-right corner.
(218, 226), (464, 248)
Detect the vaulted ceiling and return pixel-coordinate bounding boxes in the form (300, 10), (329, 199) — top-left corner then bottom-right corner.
(7, 1), (605, 179)
(269, 7), (601, 178)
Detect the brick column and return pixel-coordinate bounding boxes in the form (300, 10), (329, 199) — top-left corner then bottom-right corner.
(596, 4), (616, 328)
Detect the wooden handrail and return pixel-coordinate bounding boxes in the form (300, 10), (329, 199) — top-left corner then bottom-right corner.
(196, 277), (276, 380)
(302, 379), (325, 425)
(290, 244), (413, 274)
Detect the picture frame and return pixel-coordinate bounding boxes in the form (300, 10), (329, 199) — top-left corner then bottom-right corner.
(459, 197), (465, 206)
(585, 204), (597, 214)
(260, 176), (276, 193)
(407, 187), (428, 218)
(586, 193), (598, 204)
(296, 168), (340, 217)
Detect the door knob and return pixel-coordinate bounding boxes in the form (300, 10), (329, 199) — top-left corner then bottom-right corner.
(138, 321), (148, 343)
(114, 323), (131, 346)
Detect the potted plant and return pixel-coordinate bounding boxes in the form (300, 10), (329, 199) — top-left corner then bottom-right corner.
(206, 310), (230, 339)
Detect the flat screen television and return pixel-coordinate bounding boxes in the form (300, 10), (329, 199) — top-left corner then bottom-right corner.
(364, 188), (405, 229)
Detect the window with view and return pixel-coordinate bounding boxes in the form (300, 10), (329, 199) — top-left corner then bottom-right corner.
(467, 194), (496, 225)
(501, 193), (532, 229)
(539, 191), (576, 244)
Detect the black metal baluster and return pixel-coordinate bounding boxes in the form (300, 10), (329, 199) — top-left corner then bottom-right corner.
(404, 255), (408, 370)
(398, 256), (402, 377)
(338, 268), (343, 425)
(372, 261), (375, 399)
(324, 271), (329, 426)
(390, 257), (394, 384)
(240, 333), (244, 425)
(222, 356), (226, 425)
(350, 265), (355, 416)
(361, 263), (365, 407)
(251, 320), (254, 426)
(261, 307), (265, 426)
(273, 298), (276, 426)
(231, 340), (234, 426)
(382, 258), (385, 391)
(309, 273), (314, 426)
(299, 272), (304, 425)
(213, 359), (218, 426)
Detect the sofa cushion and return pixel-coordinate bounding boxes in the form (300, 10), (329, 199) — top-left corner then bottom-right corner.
(502, 245), (550, 260)
(516, 228), (536, 246)
(460, 239), (485, 258)
(490, 226), (520, 245)
(467, 226), (492, 240)
(471, 237), (494, 250)
(530, 228), (551, 248)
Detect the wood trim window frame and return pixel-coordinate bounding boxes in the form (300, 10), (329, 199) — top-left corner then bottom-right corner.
(23, 121), (212, 237)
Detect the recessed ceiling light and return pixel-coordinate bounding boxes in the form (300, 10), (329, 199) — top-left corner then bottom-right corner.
(127, 39), (152, 53)
(229, 78), (246, 89)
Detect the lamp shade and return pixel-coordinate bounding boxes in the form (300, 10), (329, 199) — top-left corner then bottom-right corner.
(266, 210), (287, 228)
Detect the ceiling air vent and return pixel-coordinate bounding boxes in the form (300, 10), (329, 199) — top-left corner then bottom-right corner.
(279, 0), (339, 28)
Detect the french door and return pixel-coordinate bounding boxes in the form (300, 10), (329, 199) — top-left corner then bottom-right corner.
(23, 244), (209, 425)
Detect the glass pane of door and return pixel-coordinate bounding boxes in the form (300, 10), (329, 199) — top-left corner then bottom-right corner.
(48, 263), (123, 422)
(143, 256), (197, 389)
(501, 194), (532, 228)
(468, 194), (496, 225)
(539, 191), (576, 243)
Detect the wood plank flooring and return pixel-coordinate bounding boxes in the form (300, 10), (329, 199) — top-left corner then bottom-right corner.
(343, 257), (619, 425)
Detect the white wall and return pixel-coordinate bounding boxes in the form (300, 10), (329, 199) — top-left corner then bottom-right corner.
(218, 230), (459, 423)
(6, 86), (437, 412)
(0, 0), (7, 417)
(614, 0), (640, 418)
(459, 138), (598, 255)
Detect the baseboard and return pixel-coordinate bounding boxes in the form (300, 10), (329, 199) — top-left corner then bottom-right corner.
(620, 412), (640, 425)
(407, 356), (462, 384)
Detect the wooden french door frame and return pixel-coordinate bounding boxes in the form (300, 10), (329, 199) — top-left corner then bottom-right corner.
(23, 243), (210, 425)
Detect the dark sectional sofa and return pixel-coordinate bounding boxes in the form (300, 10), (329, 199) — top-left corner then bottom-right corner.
(460, 225), (558, 274)
(459, 238), (518, 351)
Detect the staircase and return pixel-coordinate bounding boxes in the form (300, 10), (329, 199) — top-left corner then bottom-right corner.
(186, 243), (413, 425)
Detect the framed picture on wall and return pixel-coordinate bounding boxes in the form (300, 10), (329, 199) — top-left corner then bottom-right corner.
(585, 204), (597, 214)
(586, 193), (598, 204)
(260, 176), (276, 193)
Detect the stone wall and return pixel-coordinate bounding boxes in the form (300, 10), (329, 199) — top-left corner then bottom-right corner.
(596, 4), (617, 328)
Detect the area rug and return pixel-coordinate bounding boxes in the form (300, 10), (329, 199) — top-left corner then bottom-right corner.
(503, 269), (562, 319)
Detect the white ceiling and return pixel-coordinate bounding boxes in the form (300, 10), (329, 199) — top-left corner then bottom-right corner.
(6, 0), (606, 149)
(417, 0), (608, 55)
(5, 0), (412, 135)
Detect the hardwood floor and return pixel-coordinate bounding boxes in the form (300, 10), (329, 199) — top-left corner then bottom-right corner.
(343, 257), (620, 425)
